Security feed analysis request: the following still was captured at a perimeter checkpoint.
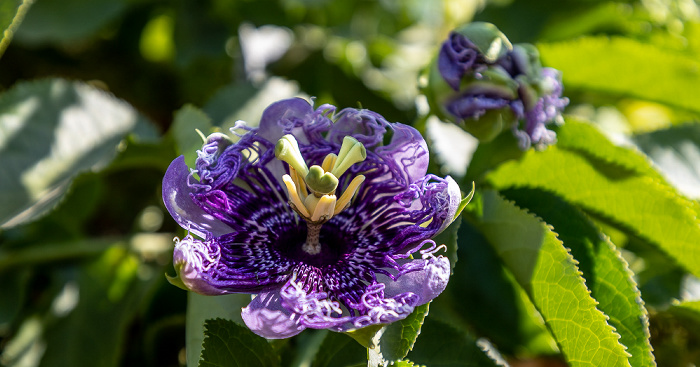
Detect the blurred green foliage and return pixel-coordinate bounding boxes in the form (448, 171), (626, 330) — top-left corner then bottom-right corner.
(2, 0), (700, 366)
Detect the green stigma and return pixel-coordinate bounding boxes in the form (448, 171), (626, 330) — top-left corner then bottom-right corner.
(331, 136), (367, 178)
(275, 135), (309, 177)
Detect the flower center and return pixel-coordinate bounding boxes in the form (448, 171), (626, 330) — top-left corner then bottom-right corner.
(275, 134), (367, 255)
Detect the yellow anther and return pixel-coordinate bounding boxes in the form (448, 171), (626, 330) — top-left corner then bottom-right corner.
(334, 175), (365, 215)
(289, 166), (307, 200)
(282, 175), (310, 218)
(322, 153), (337, 173)
(311, 195), (337, 222)
(304, 194), (321, 216)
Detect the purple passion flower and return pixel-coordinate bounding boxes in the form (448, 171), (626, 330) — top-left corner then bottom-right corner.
(163, 98), (462, 338)
(425, 22), (568, 150)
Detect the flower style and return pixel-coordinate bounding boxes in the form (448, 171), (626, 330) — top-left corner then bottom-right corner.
(425, 22), (569, 150)
(163, 98), (463, 338)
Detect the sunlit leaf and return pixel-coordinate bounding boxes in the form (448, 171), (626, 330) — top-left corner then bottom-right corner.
(538, 36), (700, 114)
(466, 191), (631, 367)
(0, 79), (155, 228)
(487, 121), (700, 281)
(199, 318), (279, 367)
(502, 188), (654, 367)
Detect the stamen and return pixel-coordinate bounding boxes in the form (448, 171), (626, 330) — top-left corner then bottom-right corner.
(289, 167), (308, 200)
(311, 195), (337, 222)
(321, 153), (337, 173)
(282, 175), (311, 218)
(331, 136), (367, 177)
(334, 175), (365, 215)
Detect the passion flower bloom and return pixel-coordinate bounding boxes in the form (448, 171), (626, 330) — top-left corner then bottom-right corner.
(425, 22), (568, 150)
(163, 98), (463, 338)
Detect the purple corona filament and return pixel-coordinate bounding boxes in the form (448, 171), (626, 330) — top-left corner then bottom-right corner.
(163, 98), (461, 338)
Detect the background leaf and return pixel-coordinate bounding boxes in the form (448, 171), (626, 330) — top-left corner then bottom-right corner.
(407, 316), (500, 367)
(466, 190), (631, 367)
(538, 36), (700, 114)
(487, 121), (700, 281)
(312, 331), (366, 367)
(632, 122), (700, 199)
(199, 318), (280, 367)
(0, 78), (156, 229)
(501, 187), (654, 367)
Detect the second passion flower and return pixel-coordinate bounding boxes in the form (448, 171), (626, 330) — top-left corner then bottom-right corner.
(424, 22), (569, 150)
(162, 98), (465, 338)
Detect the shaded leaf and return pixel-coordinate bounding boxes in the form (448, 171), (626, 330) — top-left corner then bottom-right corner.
(466, 191), (631, 367)
(186, 293), (251, 367)
(171, 105), (213, 169)
(13, 0), (126, 45)
(375, 303), (430, 363)
(38, 244), (161, 367)
(633, 122), (700, 199)
(407, 316), (500, 367)
(434, 218), (557, 356)
(0, 79), (155, 228)
(312, 331), (365, 367)
(199, 318), (279, 367)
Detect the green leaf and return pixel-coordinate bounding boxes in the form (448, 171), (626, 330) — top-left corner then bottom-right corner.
(486, 122), (700, 281)
(186, 293), (251, 367)
(407, 316), (500, 367)
(632, 122), (700, 199)
(171, 104), (213, 169)
(13, 0), (126, 45)
(465, 191), (631, 367)
(556, 119), (662, 179)
(432, 215), (461, 270)
(668, 300), (700, 326)
(433, 218), (557, 356)
(501, 188), (654, 367)
(199, 318), (280, 367)
(36, 244), (161, 367)
(538, 36), (700, 114)
(312, 331), (366, 367)
(375, 303), (430, 363)
(0, 79), (156, 229)
(0, 0), (33, 58)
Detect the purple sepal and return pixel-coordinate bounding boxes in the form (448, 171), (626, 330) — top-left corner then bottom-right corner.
(241, 291), (306, 339)
(172, 235), (229, 295)
(438, 32), (479, 91)
(162, 156), (233, 239)
(378, 255), (451, 307)
(515, 67), (569, 150)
